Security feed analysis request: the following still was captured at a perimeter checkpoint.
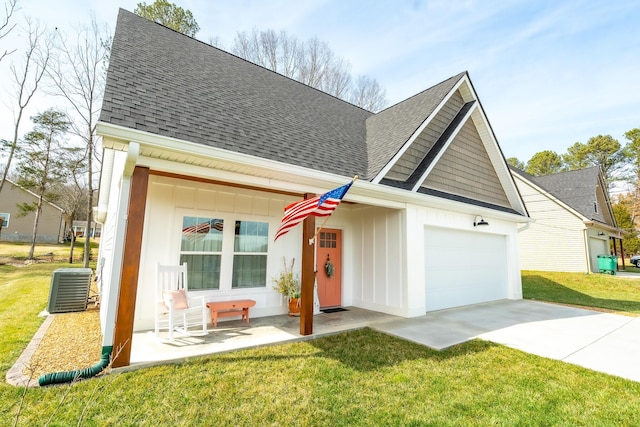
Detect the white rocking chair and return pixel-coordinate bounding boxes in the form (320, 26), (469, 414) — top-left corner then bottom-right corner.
(155, 262), (208, 341)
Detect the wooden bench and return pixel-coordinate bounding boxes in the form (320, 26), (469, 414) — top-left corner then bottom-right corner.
(206, 300), (256, 327)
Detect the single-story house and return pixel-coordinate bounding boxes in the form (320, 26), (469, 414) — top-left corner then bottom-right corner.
(511, 167), (622, 272)
(71, 220), (102, 238)
(96, 9), (529, 366)
(0, 179), (66, 243)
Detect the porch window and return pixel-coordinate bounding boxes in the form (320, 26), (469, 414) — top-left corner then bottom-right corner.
(232, 220), (269, 288)
(180, 217), (223, 290)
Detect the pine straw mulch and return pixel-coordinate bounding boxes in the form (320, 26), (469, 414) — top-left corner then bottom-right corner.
(25, 306), (103, 380)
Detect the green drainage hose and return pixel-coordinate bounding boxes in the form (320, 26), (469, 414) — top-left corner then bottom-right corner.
(38, 346), (113, 387)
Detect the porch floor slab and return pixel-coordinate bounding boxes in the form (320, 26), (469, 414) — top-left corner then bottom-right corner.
(123, 308), (397, 371)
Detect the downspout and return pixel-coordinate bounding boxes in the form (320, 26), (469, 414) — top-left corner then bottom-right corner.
(38, 144), (139, 385)
(95, 148), (115, 225)
(38, 346), (113, 386)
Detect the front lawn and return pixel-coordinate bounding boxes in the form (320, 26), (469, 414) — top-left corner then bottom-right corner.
(0, 239), (98, 264)
(2, 264), (640, 425)
(522, 270), (640, 315)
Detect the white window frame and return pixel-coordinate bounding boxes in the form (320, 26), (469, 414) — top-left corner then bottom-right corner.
(176, 210), (270, 294)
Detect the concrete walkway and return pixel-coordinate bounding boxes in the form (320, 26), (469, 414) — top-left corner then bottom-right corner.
(372, 299), (640, 382)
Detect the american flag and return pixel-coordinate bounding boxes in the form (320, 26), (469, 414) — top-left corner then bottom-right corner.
(182, 219), (224, 236)
(274, 181), (353, 241)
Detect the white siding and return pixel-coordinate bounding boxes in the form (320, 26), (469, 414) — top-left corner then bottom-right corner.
(350, 206), (406, 316)
(515, 175), (590, 272)
(97, 150), (133, 345)
(133, 174), (312, 330)
(405, 204), (522, 315)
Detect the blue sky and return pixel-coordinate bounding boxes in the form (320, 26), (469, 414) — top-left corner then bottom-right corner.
(1, 0), (639, 163)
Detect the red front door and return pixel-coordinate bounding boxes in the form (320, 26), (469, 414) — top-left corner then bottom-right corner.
(316, 229), (342, 308)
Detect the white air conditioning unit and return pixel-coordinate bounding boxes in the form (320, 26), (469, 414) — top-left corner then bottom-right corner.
(47, 268), (93, 313)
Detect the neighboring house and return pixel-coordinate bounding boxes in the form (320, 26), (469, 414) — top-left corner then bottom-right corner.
(511, 167), (622, 273)
(0, 179), (66, 243)
(71, 220), (102, 238)
(96, 10), (529, 365)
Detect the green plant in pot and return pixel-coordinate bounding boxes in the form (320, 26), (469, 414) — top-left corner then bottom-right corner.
(272, 257), (301, 316)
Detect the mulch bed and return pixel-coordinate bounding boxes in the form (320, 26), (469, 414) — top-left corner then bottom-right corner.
(25, 307), (103, 380)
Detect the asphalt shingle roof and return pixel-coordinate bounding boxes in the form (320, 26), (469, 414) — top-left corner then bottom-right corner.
(523, 167), (606, 222)
(100, 9), (470, 183)
(100, 9), (376, 179)
(365, 72), (465, 178)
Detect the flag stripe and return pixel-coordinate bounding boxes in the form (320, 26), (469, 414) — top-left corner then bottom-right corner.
(274, 182), (352, 241)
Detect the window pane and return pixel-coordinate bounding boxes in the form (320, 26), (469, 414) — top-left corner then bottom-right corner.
(232, 255), (267, 288)
(180, 254), (221, 290)
(234, 221), (268, 252)
(181, 217), (223, 252)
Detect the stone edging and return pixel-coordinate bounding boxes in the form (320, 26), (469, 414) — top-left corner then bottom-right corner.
(6, 314), (55, 387)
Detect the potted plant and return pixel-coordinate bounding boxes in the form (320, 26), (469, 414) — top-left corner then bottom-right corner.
(272, 257), (301, 316)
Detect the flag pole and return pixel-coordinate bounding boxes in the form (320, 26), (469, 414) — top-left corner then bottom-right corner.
(308, 175), (358, 245)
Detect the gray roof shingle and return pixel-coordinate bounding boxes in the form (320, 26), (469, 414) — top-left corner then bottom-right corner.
(99, 9), (468, 182)
(100, 9), (374, 178)
(524, 167), (606, 223)
(365, 72), (465, 178)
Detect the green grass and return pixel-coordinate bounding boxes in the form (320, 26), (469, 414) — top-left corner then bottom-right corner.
(0, 238), (99, 262)
(522, 270), (640, 315)
(2, 263), (640, 425)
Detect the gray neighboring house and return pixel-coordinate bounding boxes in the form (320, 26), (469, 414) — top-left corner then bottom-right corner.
(0, 179), (66, 243)
(95, 9), (530, 366)
(512, 167), (623, 273)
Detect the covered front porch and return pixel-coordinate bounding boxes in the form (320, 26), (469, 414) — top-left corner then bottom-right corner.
(121, 308), (398, 371)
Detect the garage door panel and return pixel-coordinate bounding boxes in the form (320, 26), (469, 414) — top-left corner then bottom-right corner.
(425, 227), (508, 312)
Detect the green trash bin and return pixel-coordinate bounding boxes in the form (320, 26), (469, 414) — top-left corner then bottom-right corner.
(597, 255), (617, 275)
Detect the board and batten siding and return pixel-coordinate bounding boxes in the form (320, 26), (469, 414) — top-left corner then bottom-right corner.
(515, 176), (589, 272)
(350, 206), (406, 316)
(386, 90), (465, 181)
(133, 174), (308, 331)
(97, 150), (129, 337)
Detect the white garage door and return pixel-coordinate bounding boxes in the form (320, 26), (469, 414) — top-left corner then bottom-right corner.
(424, 226), (508, 311)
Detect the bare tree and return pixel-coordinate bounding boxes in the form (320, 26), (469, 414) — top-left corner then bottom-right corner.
(278, 30), (300, 78)
(47, 13), (110, 267)
(322, 57), (351, 99)
(349, 75), (387, 112)
(207, 35), (223, 49)
(0, 18), (51, 194)
(297, 36), (332, 88)
(231, 28), (387, 111)
(0, 0), (17, 63)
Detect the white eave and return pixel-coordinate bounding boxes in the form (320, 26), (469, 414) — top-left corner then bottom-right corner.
(368, 74), (527, 217)
(96, 121), (529, 224)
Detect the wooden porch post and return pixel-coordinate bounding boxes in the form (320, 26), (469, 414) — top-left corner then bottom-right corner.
(112, 166), (150, 368)
(300, 193), (315, 336)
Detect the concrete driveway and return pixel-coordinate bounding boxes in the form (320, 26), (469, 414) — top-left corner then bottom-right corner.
(372, 299), (640, 382)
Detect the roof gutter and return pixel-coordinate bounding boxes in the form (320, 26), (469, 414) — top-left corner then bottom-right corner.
(583, 220), (623, 237)
(97, 121), (529, 224)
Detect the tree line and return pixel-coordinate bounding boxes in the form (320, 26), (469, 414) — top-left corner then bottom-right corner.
(507, 130), (640, 254)
(4, 0), (637, 256)
(0, 0), (107, 264)
(0, 0), (388, 263)
(135, 0), (388, 112)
